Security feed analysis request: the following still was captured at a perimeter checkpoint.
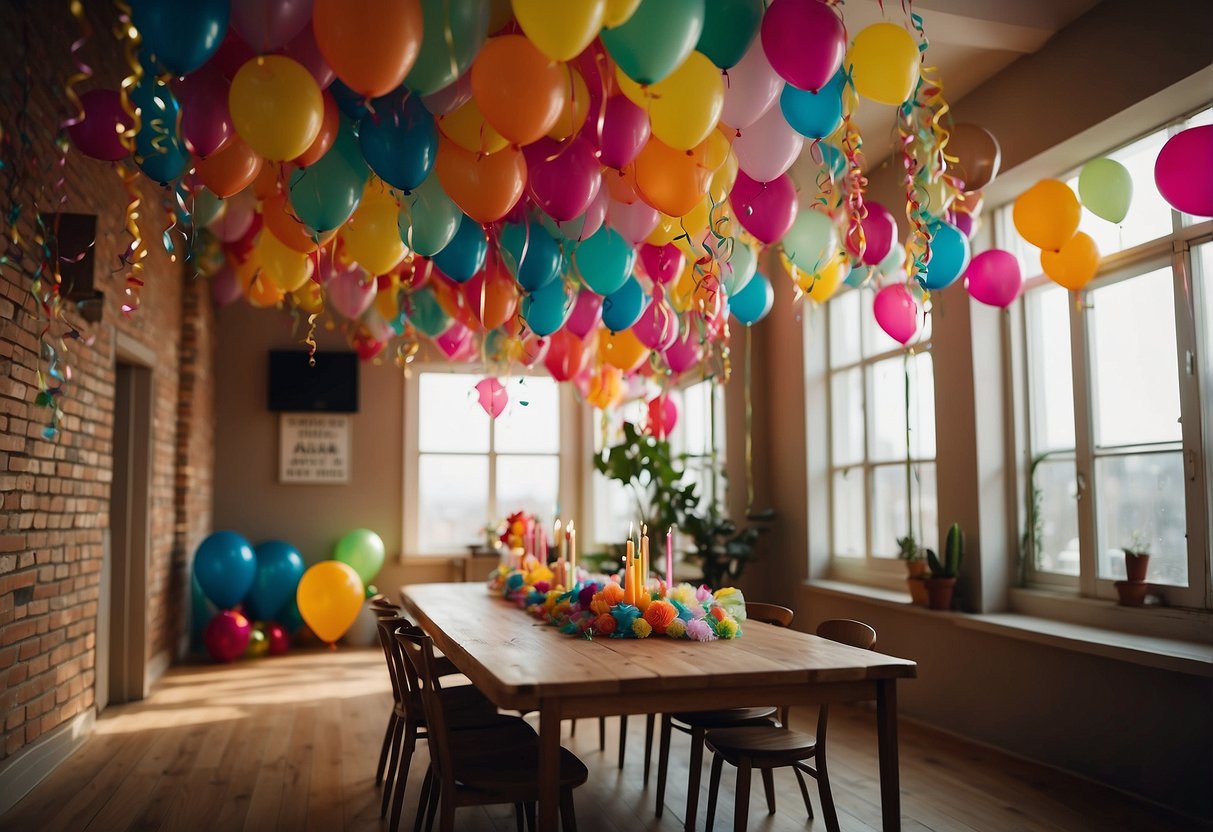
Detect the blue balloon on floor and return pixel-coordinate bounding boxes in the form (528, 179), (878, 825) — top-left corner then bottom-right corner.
(246, 541), (306, 621)
(193, 531), (256, 610)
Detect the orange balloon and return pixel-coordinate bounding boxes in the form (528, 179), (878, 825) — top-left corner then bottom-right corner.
(634, 136), (715, 217)
(196, 136), (263, 199)
(605, 165), (640, 204)
(430, 274), (475, 326)
(262, 192), (336, 253)
(313, 0), (423, 98)
(236, 254), (286, 307)
(434, 138), (526, 224)
(470, 257), (520, 330)
(548, 66), (590, 141)
(470, 35), (566, 146)
(294, 91), (340, 168)
(252, 160), (282, 200)
(437, 97), (509, 154)
(586, 363), (624, 409)
(1041, 231), (1100, 291)
(1013, 179), (1081, 253)
(598, 326), (649, 372)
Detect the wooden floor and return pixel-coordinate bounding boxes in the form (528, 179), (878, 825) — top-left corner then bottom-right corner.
(2, 647), (1202, 832)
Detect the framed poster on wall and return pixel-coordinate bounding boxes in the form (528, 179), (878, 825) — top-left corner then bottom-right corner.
(279, 413), (351, 484)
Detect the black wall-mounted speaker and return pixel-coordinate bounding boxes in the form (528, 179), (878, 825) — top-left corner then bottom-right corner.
(267, 350), (359, 413)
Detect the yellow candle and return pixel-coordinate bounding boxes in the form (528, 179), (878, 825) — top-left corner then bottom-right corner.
(625, 538), (635, 605)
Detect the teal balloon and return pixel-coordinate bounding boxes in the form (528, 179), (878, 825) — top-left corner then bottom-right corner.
(1078, 157), (1132, 224)
(729, 271), (773, 325)
(290, 118), (369, 232)
(920, 221), (970, 290)
(695, 0), (762, 69)
(247, 540), (306, 621)
(333, 528), (386, 586)
(190, 575), (219, 649)
(575, 227), (636, 296)
(432, 215), (488, 282)
(500, 220), (562, 292)
(782, 209), (837, 274)
(192, 531), (256, 610)
(723, 242), (758, 296)
(278, 597), (305, 634)
(601, 275), (646, 332)
(601, 0), (707, 85)
(844, 265), (869, 288)
(406, 0), (491, 95)
(131, 0), (228, 75)
(819, 142), (846, 178)
(401, 172), (461, 256)
(781, 70), (844, 139)
(406, 286), (452, 337)
(191, 188), (224, 227)
(130, 77), (189, 184)
(359, 91), (437, 191)
(330, 79), (372, 120)
(522, 278), (572, 336)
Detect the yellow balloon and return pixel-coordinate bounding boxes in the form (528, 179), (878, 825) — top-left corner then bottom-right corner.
(709, 146), (739, 204)
(616, 51), (724, 151)
(1014, 179), (1081, 253)
(229, 55), (324, 161)
(800, 251), (849, 303)
(296, 560), (365, 645)
(846, 23), (920, 107)
(292, 281), (325, 314)
(257, 230), (312, 292)
(646, 215), (681, 247)
(437, 98), (509, 154)
(341, 187), (407, 275)
(373, 283), (402, 321)
(603, 0), (641, 27)
(512, 0), (605, 61)
(548, 67), (591, 141)
(236, 252), (286, 307)
(916, 177), (956, 216)
(667, 260), (698, 312)
(586, 363), (624, 409)
(1041, 231), (1100, 291)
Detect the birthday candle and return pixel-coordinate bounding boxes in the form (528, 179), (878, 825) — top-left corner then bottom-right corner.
(568, 521), (576, 576)
(625, 536), (635, 606)
(640, 524), (649, 595)
(555, 519), (563, 560)
(666, 526), (674, 595)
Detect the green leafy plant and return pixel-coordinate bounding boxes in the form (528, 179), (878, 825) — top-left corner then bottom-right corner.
(897, 534), (922, 562)
(928, 523), (964, 579)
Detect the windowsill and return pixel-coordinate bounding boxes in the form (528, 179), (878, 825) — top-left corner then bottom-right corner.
(805, 579), (1213, 678)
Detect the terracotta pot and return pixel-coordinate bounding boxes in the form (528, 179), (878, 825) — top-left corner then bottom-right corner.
(1125, 552), (1150, 583)
(905, 559), (928, 579)
(923, 577), (956, 611)
(1114, 580), (1148, 606)
(906, 577), (929, 607)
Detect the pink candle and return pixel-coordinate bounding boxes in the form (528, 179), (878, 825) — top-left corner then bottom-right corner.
(666, 526), (674, 594)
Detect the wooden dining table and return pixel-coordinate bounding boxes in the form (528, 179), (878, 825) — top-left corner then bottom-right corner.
(400, 582), (917, 832)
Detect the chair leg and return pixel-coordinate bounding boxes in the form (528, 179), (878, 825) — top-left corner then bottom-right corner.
(381, 714), (405, 817)
(816, 752), (840, 832)
(793, 765), (814, 819)
(425, 775), (441, 832)
(617, 715), (628, 770)
(390, 721), (418, 832)
(683, 725), (706, 832)
(437, 783), (454, 832)
(643, 714), (655, 785)
(705, 753), (724, 832)
(559, 787), (578, 832)
(655, 714), (673, 818)
(514, 803), (525, 832)
(523, 801), (536, 832)
(733, 759), (752, 832)
(761, 767), (776, 815)
(413, 767), (432, 832)
(570, 718), (577, 737)
(598, 716), (606, 751)
(376, 711), (398, 786)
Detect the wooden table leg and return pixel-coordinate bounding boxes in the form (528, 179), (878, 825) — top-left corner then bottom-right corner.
(538, 700), (562, 832)
(876, 679), (901, 832)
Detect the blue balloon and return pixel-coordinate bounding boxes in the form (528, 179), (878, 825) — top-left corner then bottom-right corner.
(131, 0), (228, 75)
(406, 286), (452, 337)
(359, 91), (437, 191)
(730, 272), (774, 326)
(190, 575), (218, 649)
(521, 279), (572, 336)
(289, 117), (369, 232)
(920, 220), (972, 290)
(575, 227), (636, 295)
(818, 142), (846, 179)
(601, 275), (646, 332)
(246, 541), (306, 621)
(780, 71), (845, 140)
(130, 77), (189, 185)
(278, 597), (305, 634)
(192, 531), (256, 610)
(432, 215), (488, 283)
(844, 264), (870, 289)
(500, 220), (562, 292)
(330, 79), (372, 120)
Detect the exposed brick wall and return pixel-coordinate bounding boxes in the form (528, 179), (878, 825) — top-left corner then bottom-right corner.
(0, 0), (214, 763)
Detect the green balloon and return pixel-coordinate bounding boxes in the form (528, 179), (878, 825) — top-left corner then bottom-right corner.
(401, 172), (461, 256)
(289, 117), (370, 233)
(405, 0), (491, 95)
(723, 240), (758, 296)
(601, 0), (706, 85)
(781, 210), (838, 274)
(192, 187), (224, 228)
(1078, 157), (1132, 224)
(695, 0), (762, 69)
(406, 286), (452, 337)
(333, 528), (386, 587)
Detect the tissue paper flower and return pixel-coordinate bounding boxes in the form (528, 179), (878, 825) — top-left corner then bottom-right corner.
(686, 619), (716, 642)
(632, 618), (653, 638)
(643, 600), (678, 632)
(665, 619), (687, 639)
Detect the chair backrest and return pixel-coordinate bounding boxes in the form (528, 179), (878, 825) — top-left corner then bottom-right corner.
(815, 618), (877, 650)
(745, 601), (794, 628)
(370, 595), (399, 610)
(375, 611), (420, 708)
(395, 627), (453, 781)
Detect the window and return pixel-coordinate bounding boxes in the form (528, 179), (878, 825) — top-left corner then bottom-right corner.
(1012, 108), (1212, 608)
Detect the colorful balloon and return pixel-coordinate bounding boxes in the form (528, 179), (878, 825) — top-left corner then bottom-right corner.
(313, 0), (424, 97)
(526, 137), (603, 222)
(695, 0), (762, 69)
(406, 0), (491, 95)
(282, 24), (336, 89)
(965, 249), (1022, 308)
(1042, 232), (1101, 291)
(616, 51), (724, 151)
(471, 35), (566, 146)
(512, 0), (605, 61)
(359, 92), (437, 191)
(247, 540), (306, 621)
(720, 37), (781, 129)
(176, 67), (234, 158)
(729, 271), (773, 325)
(296, 560), (365, 645)
(341, 187), (407, 275)
(432, 214), (489, 282)
(731, 170), (798, 244)
(919, 221), (970, 291)
(733, 100), (804, 182)
(565, 290), (604, 338)
(434, 139), (527, 223)
(231, 0), (313, 52)
(847, 22), (920, 106)
(333, 528), (386, 586)
(130, 76), (190, 184)
(521, 277), (572, 336)
(195, 135), (263, 198)
(873, 283), (919, 344)
(781, 208), (837, 274)
(229, 55), (324, 161)
(780, 70), (844, 140)
(1154, 126), (1213, 217)
(193, 531), (256, 610)
(947, 124), (1001, 192)
(132, 0), (229, 75)
(601, 275), (646, 332)
(601, 0), (706, 85)
(327, 268), (377, 318)
(847, 202), (897, 266)
(575, 227), (637, 295)
(639, 243), (686, 285)
(1013, 180), (1081, 252)
(596, 95), (651, 170)
(544, 328), (592, 381)
(499, 219), (562, 291)
(401, 172), (462, 256)
(204, 610), (252, 662)
(67, 89), (132, 161)
(761, 0), (845, 92)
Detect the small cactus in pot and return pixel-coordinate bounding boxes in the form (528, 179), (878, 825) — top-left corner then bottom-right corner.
(924, 523), (964, 610)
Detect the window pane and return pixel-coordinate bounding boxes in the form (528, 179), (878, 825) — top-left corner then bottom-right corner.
(592, 472), (633, 546)
(831, 468), (865, 558)
(1025, 285), (1076, 451)
(496, 454), (560, 522)
(1067, 130), (1173, 256)
(1094, 452), (1187, 585)
(418, 454), (488, 552)
(869, 354), (933, 462)
(1031, 458), (1080, 576)
(495, 377), (559, 454)
(870, 462), (936, 558)
(680, 380), (722, 457)
(1197, 243), (1213, 399)
(829, 289), (862, 366)
(908, 351), (936, 459)
(830, 367), (864, 467)
(419, 374), (488, 452)
(1089, 267), (1181, 447)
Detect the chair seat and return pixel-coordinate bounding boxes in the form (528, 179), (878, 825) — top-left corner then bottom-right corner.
(452, 741), (589, 795)
(705, 725), (819, 765)
(671, 707), (778, 728)
(401, 684), (501, 729)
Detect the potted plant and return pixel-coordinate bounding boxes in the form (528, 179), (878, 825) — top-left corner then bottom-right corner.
(924, 523), (964, 610)
(1115, 531), (1151, 606)
(898, 534), (929, 606)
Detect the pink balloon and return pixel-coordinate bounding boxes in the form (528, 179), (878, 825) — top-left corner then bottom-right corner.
(556, 185), (608, 241)
(1155, 125), (1213, 217)
(327, 269), (376, 318)
(176, 67), (233, 158)
(607, 197), (660, 243)
(435, 322), (473, 359)
(208, 195), (255, 241)
(315, 246), (358, 284)
(232, 0), (314, 53)
(596, 95), (651, 170)
(964, 249), (1022, 308)
(645, 395), (678, 439)
(953, 211), (975, 238)
(204, 611), (251, 663)
(67, 89), (132, 162)
(721, 38), (782, 130)
(873, 283), (919, 345)
(475, 377), (508, 418)
(211, 266), (242, 307)
(734, 103), (804, 182)
(633, 295), (680, 350)
(731, 171), (798, 244)
(639, 243), (685, 285)
(422, 72), (473, 116)
(266, 622), (290, 655)
(663, 325), (703, 374)
(525, 137), (603, 222)
(519, 332), (549, 367)
(565, 290), (603, 338)
(280, 23), (335, 89)
(846, 202), (896, 266)
(761, 0), (847, 92)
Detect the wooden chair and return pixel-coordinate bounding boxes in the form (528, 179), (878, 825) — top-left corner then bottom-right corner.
(396, 627), (589, 832)
(701, 618), (878, 832)
(654, 602), (794, 831)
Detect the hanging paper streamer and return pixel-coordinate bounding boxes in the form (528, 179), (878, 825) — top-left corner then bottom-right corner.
(839, 70), (868, 261)
(113, 1), (146, 315)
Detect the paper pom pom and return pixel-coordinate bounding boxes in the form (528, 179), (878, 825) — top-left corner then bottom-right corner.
(601, 582), (625, 605)
(715, 616), (740, 639)
(636, 592), (653, 612)
(590, 594), (612, 616)
(611, 603), (641, 636)
(710, 606), (726, 622)
(534, 580), (551, 594)
(669, 583), (697, 607)
(695, 585), (713, 603)
(632, 618), (653, 638)
(686, 619), (717, 642)
(644, 600), (678, 632)
(578, 583), (598, 608)
(665, 619), (687, 639)
(506, 573), (526, 592)
(714, 587), (747, 621)
(594, 614), (617, 635)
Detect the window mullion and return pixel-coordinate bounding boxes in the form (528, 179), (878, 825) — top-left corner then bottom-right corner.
(1072, 290), (1100, 598)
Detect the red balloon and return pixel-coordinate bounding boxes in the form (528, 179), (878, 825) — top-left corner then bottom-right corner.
(204, 611), (252, 662)
(544, 328), (592, 381)
(639, 243), (686, 285)
(761, 0), (847, 92)
(266, 622), (291, 655)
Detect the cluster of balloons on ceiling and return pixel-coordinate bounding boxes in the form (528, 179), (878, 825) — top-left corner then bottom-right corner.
(68, 0), (1014, 414)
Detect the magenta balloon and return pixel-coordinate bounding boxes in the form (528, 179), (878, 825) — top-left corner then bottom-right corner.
(435, 322), (473, 358)
(1154, 125), (1213, 217)
(720, 38), (782, 130)
(232, 0), (313, 53)
(731, 170), (798, 244)
(327, 269), (376, 318)
(607, 196), (660, 243)
(597, 95), (651, 170)
(761, 0), (846, 92)
(211, 265), (242, 307)
(556, 185), (608, 241)
(176, 68), (234, 158)
(280, 23), (335, 89)
(953, 211), (974, 238)
(639, 243), (685, 285)
(633, 296), (680, 350)
(734, 104), (804, 183)
(852, 202), (896, 266)
(873, 283), (919, 345)
(67, 89), (132, 162)
(663, 325), (703, 374)
(964, 249), (1022, 308)
(208, 30), (257, 82)
(565, 290), (603, 338)
(422, 72), (473, 116)
(204, 611), (251, 663)
(526, 137), (603, 222)
(266, 622), (290, 655)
